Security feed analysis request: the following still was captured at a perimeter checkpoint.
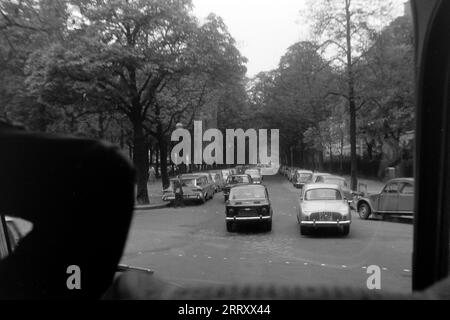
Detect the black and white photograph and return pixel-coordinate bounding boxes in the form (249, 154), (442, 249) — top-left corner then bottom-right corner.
(0, 0), (449, 305)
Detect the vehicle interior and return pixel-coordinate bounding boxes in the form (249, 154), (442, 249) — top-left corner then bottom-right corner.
(1, 0), (450, 300)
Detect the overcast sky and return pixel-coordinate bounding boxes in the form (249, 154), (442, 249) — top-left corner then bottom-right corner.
(192, 0), (406, 77)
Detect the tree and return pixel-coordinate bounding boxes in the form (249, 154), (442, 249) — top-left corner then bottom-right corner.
(306, 0), (397, 189)
(24, 1), (246, 204)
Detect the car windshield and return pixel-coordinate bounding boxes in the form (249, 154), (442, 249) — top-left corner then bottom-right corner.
(230, 187), (266, 200)
(305, 189), (342, 201)
(323, 178), (347, 187)
(180, 179), (196, 187)
(245, 170), (260, 177)
(227, 176), (250, 184)
(298, 173), (312, 180)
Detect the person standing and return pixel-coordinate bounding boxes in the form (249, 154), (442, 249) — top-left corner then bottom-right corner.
(173, 177), (184, 208)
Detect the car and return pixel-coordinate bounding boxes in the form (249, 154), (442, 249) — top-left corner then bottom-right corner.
(195, 172), (216, 194)
(293, 170), (313, 189)
(355, 178), (415, 220)
(311, 172), (331, 183)
(222, 174), (253, 201)
(209, 171), (225, 192)
(162, 174), (215, 204)
(225, 184), (273, 232)
(314, 175), (355, 207)
(221, 169), (232, 181)
(297, 183), (352, 236)
(287, 168), (297, 182)
(244, 168), (263, 184)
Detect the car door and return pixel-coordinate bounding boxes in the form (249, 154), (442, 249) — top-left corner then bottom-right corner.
(398, 182), (414, 214)
(379, 182), (400, 213)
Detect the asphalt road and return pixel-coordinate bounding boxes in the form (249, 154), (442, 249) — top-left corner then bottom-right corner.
(121, 174), (413, 294)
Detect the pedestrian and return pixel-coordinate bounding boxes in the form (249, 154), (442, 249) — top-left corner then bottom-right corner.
(173, 177), (184, 208)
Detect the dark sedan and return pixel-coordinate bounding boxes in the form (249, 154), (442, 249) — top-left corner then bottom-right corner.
(225, 184), (273, 232)
(223, 174), (253, 201)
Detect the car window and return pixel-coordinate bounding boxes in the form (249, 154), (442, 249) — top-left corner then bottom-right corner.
(230, 187), (266, 200)
(400, 183), (414, 195)
(0, 217), (10, 260)
(305, 189), (342, 201)
(384, 183), (399, 194)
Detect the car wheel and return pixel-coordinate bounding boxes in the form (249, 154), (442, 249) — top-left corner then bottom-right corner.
(264, 220), (272, 232)
(342, 225), (350, 236)
(210, 191), (214, 200)
(358, 203), (371, 220)
(300, 225), (311, 236)
(226, 221), (235, 232)
(224, 195), (229, 202)
(200, 194), (206, 204)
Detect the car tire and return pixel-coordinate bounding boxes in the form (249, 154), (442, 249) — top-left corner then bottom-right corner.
(200, 194), (206, 204)
(358, 203), (371, 220)
(210, 191), (214, 200)
(224, 196), (228, 202)
(342, 225), (350, 236)
(264, 220), (272, 232)
(226, 221), (235, 232)
(300, 225), (311, 236)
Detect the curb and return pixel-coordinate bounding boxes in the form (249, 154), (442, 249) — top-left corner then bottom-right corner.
(134, 203), (169, 211)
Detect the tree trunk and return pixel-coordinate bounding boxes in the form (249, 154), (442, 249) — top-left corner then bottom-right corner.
(157, 124), (170, 190)
(345, 0), (358, 191)
(132, 120), (150, 204)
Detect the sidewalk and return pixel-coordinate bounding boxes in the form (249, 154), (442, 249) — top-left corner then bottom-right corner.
(134, 179), (168, 210)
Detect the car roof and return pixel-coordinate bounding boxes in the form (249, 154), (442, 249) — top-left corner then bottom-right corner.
(304, 183), (341, 191)
(322, 175), (346, 180)
(179, 174), (202, 179)
(230, 184), (266, 191)
(387, 178), (415, 184)
(296, 170), (313, 173)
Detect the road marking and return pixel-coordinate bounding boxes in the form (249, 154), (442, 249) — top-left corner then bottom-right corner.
(403, 269), (411, 272)
(304, 263), (308, 266)
(321, 264), (326, 267)
(342, 265), (347, 268)
(285, 261), (290, 264)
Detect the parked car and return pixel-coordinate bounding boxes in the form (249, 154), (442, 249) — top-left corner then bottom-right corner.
(355, 178), (415, 220)
(311, 172), (331, 183)
(245, 168), (263, 184)
(221, 169), (232, 181)
(314, 175), (355, 207)
(287, 168), (298, 182)
(209, 171), (225, 192)
(223, 174), (253, 201)
(196, 172), (216, 195)
(225, 184), (273, 232)
(162, 174), (215, 204)
(293, 170), (313, 189)
(297, 183), (351, 236)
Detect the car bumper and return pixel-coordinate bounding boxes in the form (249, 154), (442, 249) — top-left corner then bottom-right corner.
(300, 220), (351, 227)
(162, 194), (203, 201)
(226, 216), (271, 221)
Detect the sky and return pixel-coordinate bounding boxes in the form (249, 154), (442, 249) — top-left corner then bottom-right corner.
(192, 0), (406, 77)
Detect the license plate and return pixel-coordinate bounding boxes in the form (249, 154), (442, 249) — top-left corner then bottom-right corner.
(319, 212), (333, 221)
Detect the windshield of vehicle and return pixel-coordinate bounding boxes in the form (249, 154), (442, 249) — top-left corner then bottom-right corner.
(305, 189), (342, 201)
(323, 178), (347, 187)
(297, 173), (313, 181)
(180, 179), (196, 187)
(227, 176), (250, 184)
(245, 170), (260, 178)
(230, 187), (266, 200)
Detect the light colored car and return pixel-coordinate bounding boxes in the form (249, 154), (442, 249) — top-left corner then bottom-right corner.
(221, 169), (232, 181)
(355, 178), (414, 220)
(196, 172), (216, 195)
(315, 175), (356, 208)
(162, 175), (214, 204)
(209, 171), (225, 192)
(311, 172), (331, 183)
(297, 184), (351, 236)
(245, 169), (263, 184)
(293, 170), (313, 189)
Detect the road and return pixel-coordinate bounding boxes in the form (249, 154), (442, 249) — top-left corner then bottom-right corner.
(121, 174), (413, 294)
